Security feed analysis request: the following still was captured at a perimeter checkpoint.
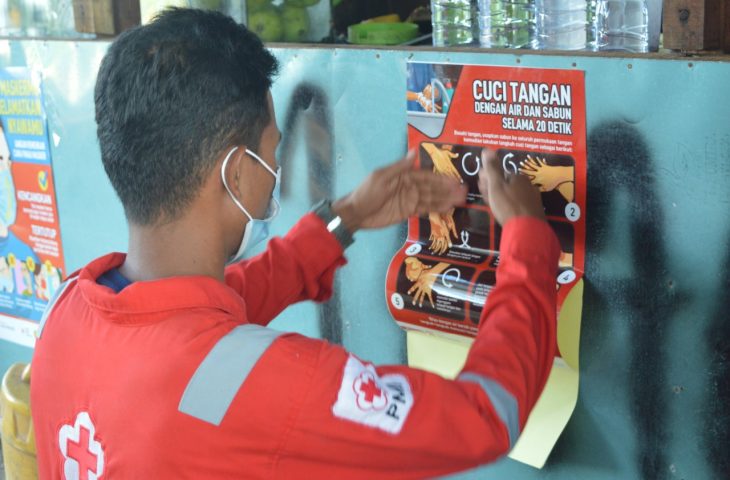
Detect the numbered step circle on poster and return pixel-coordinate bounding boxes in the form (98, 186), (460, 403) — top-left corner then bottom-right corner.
(405, 244), (422, 256)
(558, 270), (577, 285)
(391, 293), (405, 310)
(565, 203), (581, 222)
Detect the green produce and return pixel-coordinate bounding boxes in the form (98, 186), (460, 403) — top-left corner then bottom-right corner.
(141, 0), (187, 23)
(192, 0), (222, 9)
(285, 0), (321, 7)
(281, 5), (310, 42)
(247, 0), (274, 13)
(248, 8), (284, 42)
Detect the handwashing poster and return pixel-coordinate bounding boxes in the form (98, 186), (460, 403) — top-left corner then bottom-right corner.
(0, 67), (65, 348)
(389, 62), (586, 468)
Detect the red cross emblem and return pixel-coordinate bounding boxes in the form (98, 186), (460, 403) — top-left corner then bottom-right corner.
(59, 412), (105, 480)
(352, 371), (387, 411)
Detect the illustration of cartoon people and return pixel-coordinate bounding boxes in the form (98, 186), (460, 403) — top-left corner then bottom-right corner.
(404, 257), (450, 308)
(519, 155), (574, 202)
(45, 260), (61, 298)
(20, 261), (33, 296)
(9, 254), (24, 294)
(33, 260), (63, 301)
(0, 255), (13, 293)
(8, 254), (17, 286)
(34, 262), (48, 300)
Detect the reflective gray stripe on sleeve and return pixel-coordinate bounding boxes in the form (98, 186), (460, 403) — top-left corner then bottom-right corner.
(178, 324), (285, 426)
(458, 372), (521, 448)
(37, 278), (77, 339)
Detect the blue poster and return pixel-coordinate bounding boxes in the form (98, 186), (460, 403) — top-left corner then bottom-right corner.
(0, 67), (65, 347)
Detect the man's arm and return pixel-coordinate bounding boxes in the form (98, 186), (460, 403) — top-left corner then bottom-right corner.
(225, 150), (467, 326)
(223, 213), (347, 326)
(271, 151), (557, 478)
(220, 150), (556, 478)
(277, 217), (558, 479)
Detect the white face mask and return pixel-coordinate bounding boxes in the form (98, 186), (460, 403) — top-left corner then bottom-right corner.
(221, 146), (281, 265)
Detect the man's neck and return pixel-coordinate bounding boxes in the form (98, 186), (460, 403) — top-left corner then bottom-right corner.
(119, 214), (229, 283)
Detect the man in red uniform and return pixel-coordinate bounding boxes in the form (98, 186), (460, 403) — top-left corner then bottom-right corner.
(31, 8), (559, 480)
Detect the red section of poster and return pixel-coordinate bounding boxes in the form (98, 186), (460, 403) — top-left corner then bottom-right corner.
(388, 62), (586, 341)
(9, 162), (64, 273)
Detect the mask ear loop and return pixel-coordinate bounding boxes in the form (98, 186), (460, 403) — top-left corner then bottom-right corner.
(266, 167), (282, 219)
(245, 148), (277, 177)
(221, 146), (254, 222)
(244, 148), (281, 220)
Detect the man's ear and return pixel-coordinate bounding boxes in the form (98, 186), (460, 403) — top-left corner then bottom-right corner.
(220, 146), (248, 196)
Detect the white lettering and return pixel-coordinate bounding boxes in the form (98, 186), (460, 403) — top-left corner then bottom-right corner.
(17, 191), (52, 205)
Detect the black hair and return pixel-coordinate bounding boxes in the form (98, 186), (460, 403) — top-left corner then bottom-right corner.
(95, 8), (279, 225)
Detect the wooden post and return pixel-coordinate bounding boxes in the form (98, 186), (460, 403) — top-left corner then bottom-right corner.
(72, 0), (141, 36)
(662, 0), (730, 51)
(722, 2), (730, 53)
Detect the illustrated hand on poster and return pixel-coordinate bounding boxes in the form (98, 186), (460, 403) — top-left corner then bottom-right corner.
(420, 84), (442, 113)
(519, 155), (575, 202)
(559, 251), (573, 267)
(421, 142), (467, 257)
(407, 84), (442, 113)
(428, 211), (458, 255)
(404, 257), (450, 308)
(421, 142), (462, 181)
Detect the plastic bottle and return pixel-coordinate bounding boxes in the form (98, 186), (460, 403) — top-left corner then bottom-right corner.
(586, 0), (597, 48)
(431, 0), (475, 46)
(594, 0), (648, 52)
(535, 0), (588, 50)
(477, 1), (536, 49)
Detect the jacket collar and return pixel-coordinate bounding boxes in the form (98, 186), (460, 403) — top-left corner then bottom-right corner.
(76, 253), (248, 325)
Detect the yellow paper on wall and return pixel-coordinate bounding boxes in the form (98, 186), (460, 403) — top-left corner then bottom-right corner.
(407, 279), (584, 469)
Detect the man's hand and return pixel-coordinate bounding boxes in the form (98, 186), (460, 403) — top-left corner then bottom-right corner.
(333, 151), (467, 232)
(478, 149), (545, 226)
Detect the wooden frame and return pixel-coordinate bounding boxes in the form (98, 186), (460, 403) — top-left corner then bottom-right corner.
(72, 0), (141, 36)
(663, 0), (730, 52)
